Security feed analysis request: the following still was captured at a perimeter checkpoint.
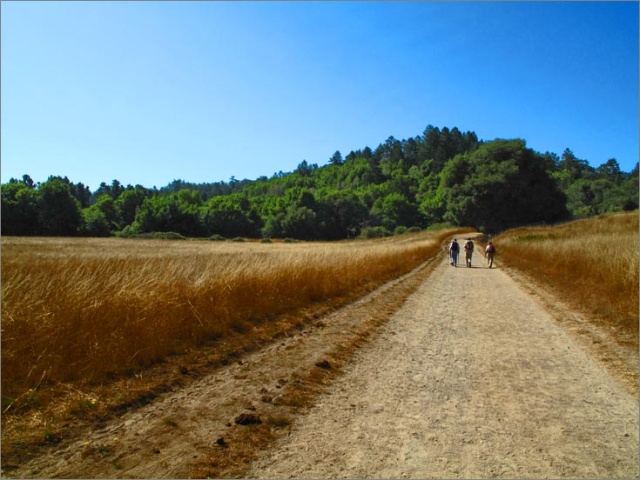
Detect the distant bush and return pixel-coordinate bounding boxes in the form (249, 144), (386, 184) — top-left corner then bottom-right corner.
(231, 237), (245, 242)
(153, 232), (186, 240)
(360, 226), (391, 239)
(208, 234), (226, 241)
(426, 222), (455, 231)
(116, 225), (138, 238)
(115, 228), (186, 240)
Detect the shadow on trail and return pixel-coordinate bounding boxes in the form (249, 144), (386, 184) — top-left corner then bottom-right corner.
(451, 264), (497, 269)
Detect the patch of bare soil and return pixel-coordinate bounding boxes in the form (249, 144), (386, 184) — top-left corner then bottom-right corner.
(4, 249), (638, 479)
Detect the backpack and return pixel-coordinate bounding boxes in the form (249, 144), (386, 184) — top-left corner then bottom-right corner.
(465, 240), (474, 251)
(486, 244), (495, 253)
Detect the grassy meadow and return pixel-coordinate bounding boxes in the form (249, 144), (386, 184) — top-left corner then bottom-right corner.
(1, 229), (467, 411)
(495, 211), (639, 345)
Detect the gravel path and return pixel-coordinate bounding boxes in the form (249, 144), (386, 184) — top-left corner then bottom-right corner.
(247, 257), (639, 478)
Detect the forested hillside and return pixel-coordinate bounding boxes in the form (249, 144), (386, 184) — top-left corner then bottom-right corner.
(3, 126), (638, 239)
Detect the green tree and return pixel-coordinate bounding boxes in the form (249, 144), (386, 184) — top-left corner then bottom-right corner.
(553, 148), (595, 190)
(115, 187), (150, 227)
(71, 181), (92, 208)
(94, 179), (125, 200)
(371, 193), (422, 231)
(295, 160), (315, 177)
(620, 163), (639, 211)
(565, 179), (597, 217)
(201, 194), (261, 237)
(135, 194), (204, 237)
(281, 205), (318, 239)
(260, 187), (321, 239)
(261, 213), (286, 239)
(177, 189), (203, 207)
(315, 190), (368, 239)
(37, 178), (83, 236)
(1, 182), (40, 235)
(420, 125), (441, 164)
(21, 174), (36, 188)
(82, 205), (111, 236)
(565, 160), (638, 217)
(339, 156), (384, 187)
(329, 150), (343, 166)
(93, 194), (121, 231)
(596, 158), (622, 184)
(434, 139), (569, 232)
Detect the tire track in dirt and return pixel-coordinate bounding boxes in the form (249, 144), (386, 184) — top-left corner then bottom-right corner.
(247, 257), (639, 478)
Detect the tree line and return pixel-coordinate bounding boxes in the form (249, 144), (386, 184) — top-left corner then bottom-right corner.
(3, 125), (638, 239)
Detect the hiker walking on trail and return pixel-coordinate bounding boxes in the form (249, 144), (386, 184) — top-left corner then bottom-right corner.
(485, 241), (496, 268)
(463, 238), (475, 267)
(448, 238), (460, 267)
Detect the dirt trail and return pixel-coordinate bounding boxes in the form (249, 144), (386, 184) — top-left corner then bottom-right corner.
(248, 257), (639, 479)
(6, 252), (638, 479)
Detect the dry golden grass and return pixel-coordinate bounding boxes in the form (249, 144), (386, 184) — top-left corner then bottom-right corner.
(496, 212), (639, 346)
(1, 229), (466, 412)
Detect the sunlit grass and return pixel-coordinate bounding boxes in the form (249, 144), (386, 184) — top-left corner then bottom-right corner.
(496, 212), (639, 345)
(1, 229), (467, 407)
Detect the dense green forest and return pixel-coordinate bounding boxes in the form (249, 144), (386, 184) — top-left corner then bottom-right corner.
(3, 126), (638, 239)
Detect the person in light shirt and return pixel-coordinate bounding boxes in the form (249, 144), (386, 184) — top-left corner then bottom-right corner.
(485, 241), (496, 268)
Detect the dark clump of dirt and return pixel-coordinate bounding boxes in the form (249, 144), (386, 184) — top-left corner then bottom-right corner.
(234, 413), (262, 426)
(314, 359), (332, 369)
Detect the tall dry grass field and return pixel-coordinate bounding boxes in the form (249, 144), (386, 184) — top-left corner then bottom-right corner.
(496, 212), (638, 344)
(2, 229), (465, 409)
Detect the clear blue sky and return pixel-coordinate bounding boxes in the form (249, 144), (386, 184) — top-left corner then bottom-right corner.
(2, 1), (638, 191)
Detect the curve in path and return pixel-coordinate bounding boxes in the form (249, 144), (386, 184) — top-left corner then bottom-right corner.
(248, 257), (639, 478)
